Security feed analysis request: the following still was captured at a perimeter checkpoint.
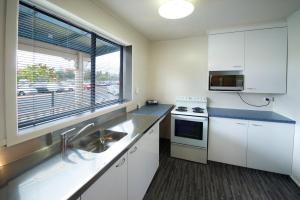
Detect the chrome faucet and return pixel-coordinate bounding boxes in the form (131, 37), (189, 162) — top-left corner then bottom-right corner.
(60, 123), (95, 156)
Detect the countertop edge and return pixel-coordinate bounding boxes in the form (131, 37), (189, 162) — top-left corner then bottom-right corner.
(208, 114), (296, 124)
(208, 108), (296, 124)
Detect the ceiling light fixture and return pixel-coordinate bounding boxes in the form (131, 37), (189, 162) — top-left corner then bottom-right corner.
(158, 0), (194, 19)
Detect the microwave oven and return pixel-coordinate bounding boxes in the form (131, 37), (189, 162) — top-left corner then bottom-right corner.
(209, 72), (244, 91)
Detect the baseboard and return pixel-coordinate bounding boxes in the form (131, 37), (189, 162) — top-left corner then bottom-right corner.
(0, 139), (6, 147)
(291, 175), (300, 187)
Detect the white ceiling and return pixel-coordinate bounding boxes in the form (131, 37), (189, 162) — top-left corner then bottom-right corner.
(94, 0), (300, 41)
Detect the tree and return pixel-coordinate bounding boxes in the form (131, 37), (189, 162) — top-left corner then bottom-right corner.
(65, 70), (75, 80)
(17, 63), (56, 83)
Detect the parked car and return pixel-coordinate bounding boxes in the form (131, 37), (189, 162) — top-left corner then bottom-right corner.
(30, 82), (55, 93)
(35, 87), (50, 93)
(107, 85), (119, 96)
(17, 86), (38, 96)
(56, 83), (75, 93)
(83, 83), (92, 90)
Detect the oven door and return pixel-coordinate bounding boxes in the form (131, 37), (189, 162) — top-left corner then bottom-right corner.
(171, 114), (208, 148)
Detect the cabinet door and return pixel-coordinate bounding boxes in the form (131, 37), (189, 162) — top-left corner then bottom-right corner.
(208, 32), (244, 71)
(247, 121), (294, 175)
(208, 117), (248, 167)
(244, 28), (287, 93)
(145, 123), (159, 183)
(81, 154), (127, 200)
(128, 122), (160, 200)
(128, 135), (148, 200)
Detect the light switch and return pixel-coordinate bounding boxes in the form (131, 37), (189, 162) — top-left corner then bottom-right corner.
(135, 88), (140, 94)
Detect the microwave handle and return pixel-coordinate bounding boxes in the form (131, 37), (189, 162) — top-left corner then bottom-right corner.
(209, 74), (213, 89)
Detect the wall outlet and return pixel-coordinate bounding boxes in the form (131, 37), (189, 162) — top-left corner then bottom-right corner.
(135, 87), (140, 95)
(264, 97), (275, 102)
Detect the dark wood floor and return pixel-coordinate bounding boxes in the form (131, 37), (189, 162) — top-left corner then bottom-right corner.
(144, 139), (300, 200)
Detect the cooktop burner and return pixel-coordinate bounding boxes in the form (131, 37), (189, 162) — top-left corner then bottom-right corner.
(171, 96), (208, 117)
(176, 106), (188, 112)
(192, 107), (204, 113)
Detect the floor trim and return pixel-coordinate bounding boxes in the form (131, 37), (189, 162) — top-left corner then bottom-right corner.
(291, 175), (300, 188)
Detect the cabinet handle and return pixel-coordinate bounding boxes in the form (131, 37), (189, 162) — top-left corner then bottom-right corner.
(116, 157), (126, 168)
(129, 146), (138, 154)
(247, 88), (256, 90)
(236, 122), (247, 125)
(252, 124), (262, 127)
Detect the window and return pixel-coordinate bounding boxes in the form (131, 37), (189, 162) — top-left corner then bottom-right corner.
(17, 2), (123, 129)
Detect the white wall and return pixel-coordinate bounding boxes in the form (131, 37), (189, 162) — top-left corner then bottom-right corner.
(274, 9), (300, 186)
(149, 36), (273, 111)
(0, 0), (6, 146)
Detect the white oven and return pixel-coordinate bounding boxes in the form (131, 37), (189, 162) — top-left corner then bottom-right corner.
(171, 114), (208, 148)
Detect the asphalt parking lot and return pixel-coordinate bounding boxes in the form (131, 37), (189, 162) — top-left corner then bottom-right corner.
(17, 86), (118, 123)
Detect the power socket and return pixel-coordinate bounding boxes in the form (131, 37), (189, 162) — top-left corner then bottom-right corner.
(264, 97), (274, 102)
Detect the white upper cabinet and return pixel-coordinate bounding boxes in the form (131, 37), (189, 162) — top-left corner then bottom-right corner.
(247, 121), (294, 175)
(244, 28), (287, 93)
(208, 26), (287, 94)
(208, 32), (245, 71)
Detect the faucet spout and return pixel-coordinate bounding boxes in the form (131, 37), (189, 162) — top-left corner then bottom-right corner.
(69, 123), (95, 142)
(60, 123), (95, 156)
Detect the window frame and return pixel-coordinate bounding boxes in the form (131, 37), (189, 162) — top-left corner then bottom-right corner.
(17, 1), (124, 129)
(4, 0), (129, 146)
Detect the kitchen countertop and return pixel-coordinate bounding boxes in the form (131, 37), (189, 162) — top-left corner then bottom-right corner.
(0, 104), (173, 200)
(131, 104), (174, 117)
(208, 107), (296, 124)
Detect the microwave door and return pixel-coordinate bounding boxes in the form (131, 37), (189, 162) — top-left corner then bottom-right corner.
(209, 74), (244, 91)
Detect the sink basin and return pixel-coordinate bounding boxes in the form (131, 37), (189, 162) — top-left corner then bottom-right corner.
(70, 130), (127, 153)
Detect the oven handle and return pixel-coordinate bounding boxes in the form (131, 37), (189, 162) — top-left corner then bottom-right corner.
(172, 114), (208, 122)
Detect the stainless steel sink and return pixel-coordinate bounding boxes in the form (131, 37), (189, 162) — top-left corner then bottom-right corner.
(70, 130), (127, 153)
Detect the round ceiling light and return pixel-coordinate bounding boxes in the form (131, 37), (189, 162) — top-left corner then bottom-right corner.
(158, 0), (194, 19)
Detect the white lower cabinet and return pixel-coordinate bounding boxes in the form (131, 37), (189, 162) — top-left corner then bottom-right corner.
(208, 117), (248, 167)
(128, 123), (159, 200)
(145, 123), (159, 182)
(81, 154), (127, 200)
(81, 122), (160, 200)
(247, 121), (294, 174)
(208, 117), (294, 175)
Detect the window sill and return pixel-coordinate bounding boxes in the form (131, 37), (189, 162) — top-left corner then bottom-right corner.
(15, 101), (132, 145)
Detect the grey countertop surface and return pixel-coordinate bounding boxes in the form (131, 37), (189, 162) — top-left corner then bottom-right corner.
(131, 104), (174, 117)
(208, 107), (296, 124)
(0, 104), (173, 200)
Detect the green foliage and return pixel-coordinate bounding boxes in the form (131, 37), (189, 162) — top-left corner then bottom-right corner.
(95, 71), (119, 82)
(17, 64), (76, 83)
(96, 71), (109, 82)
(17, 63), (118, 84)
(65, 70), (75, 80)
(17, 63), (57, 83)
